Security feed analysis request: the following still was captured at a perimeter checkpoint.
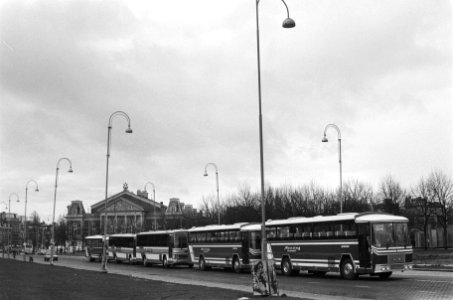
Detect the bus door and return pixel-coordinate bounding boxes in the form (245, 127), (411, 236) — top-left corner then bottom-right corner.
(241, 231), (249, 264)
(357, 223), (371, 267)
(169, 235), (174, 259)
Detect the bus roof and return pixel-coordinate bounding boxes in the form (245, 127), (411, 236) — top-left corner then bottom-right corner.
(267, 213), (358, 226)
(108, 233), (136, 238)
(137, 229), (188, 236)
(240, 223), (261, 231)
(188, 222), (249, 233)
(265, 212), (408, 226)
(355, 213), (408, 223)
(85, 235), (104, 240)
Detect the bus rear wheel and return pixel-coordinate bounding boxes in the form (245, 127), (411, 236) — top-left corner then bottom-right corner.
(232, 257), (241, 273)
(163, 257), (169, 268)
(281, 258), (298, 276)
(199, 256), (207, 271)
(340, 259), (357, 280)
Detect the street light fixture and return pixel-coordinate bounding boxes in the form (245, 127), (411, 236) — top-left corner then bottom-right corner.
(144, 182), (156, 230)
(24, 179), (39, 261)
(322, 123), (343, 213)
(8, 193), (20, 259)
(101, 111), (133, 273)
(203, 163), (220, 225)
(255, 0), (295, 293)
(50, 158), (73, 266)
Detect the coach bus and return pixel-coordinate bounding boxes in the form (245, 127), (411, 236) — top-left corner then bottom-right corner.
(108, 233), (137, 264)
(136, 230), (192, 268)
(265, 212), (413, 279)
(188, 223), (259, 273)
(84, 235), (105, 262)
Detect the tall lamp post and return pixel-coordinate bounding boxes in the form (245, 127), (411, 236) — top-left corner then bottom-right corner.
(203, 163), (220, 225)
(144, 182), (156, 230)
(7, 193), (20, 259)
(101, 111), (133, 273)
(24, 180), (39, 261)
(50, 158), (73, 266)
(322, 124), (343, 213)
(255, 0), (295, 288)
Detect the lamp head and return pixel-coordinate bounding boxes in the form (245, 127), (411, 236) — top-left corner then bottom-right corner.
(282, 17), (296, 28)
(35, 187), (39, 192)
(322, 136), (328, 143)
(203, 171), (208, 177)
(68, 167), (74, 173)
(126, 126), (133, 134)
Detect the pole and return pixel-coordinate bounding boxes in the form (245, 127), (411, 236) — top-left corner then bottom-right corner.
(204, 163), (220, 225)
(101, 111), (133, 273)
(51, 158), (72, 266)
(255, 0), (268, 286)
(101, 125), (111, 272)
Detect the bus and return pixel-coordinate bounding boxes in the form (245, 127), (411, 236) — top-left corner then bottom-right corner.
(108, 233), (137, 264)
(265, 212), (413, 279)
(136, 230), (192, 268)
(85, 235), (105, 262)
(188, 223), (257, 273)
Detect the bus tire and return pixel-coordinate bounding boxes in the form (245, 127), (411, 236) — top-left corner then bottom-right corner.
(163, 256), (169, 269)
(281, 258), (296, 276)
(199, 256), (207, 271)
(378, 272), (392, 279)
(188, 264), (194, 268)
(232, 257), (241, 273)
(340, 258), (357, 280)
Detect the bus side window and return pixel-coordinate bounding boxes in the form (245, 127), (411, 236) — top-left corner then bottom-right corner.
(267, 227), (276, 240)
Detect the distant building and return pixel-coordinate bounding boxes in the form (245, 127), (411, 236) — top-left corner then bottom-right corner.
(65, 183), (197, 248)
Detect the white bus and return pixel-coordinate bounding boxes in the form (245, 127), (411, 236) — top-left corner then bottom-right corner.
(136, 230), (192, 268)
(84, 235), (105, 262)
(188, 223), (257, 273)
(265, 212), (413, 279)
(108, 233), (137, 264)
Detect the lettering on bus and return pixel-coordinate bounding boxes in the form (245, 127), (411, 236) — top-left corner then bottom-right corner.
(200, 247), (211, 253)
(284, 246), (300, 253)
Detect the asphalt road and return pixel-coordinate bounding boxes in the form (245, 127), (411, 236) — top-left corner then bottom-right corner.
(33, 254), (453, 300)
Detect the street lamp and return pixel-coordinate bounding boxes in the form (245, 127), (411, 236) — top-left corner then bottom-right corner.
(24, 180), (39, 261)
(101, 111), (133, 273)
(144, 182), (156, 230)
(8, 193), (20, 259)
(322, 124), (343, 214)
(50, 158), (73, 266)
(203, 163), (220, 225)
(255, 0), (295, 293)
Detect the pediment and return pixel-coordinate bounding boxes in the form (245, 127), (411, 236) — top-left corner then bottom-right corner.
(102, 197), (144, 213)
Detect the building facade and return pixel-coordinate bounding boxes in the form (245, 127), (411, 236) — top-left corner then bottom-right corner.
(65, 184), (195, 249)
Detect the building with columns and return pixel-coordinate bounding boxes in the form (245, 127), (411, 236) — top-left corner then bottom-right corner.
(65, 183), (195, 249)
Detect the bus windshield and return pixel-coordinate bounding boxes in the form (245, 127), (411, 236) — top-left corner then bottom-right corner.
(372, 222), (409, 247)
(174, 232), (188, 248)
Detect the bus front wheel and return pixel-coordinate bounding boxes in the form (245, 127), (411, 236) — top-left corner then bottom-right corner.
(340, 259), (357, 280)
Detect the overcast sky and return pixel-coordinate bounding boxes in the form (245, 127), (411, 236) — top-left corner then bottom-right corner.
(0, 0), (451, 223)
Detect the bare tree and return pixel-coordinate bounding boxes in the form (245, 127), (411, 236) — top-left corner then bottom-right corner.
(379, 175), (405, 214)
(343, 179), (374, 212)
(428, 170), (453, 250)
(411, 177), (437, 249)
